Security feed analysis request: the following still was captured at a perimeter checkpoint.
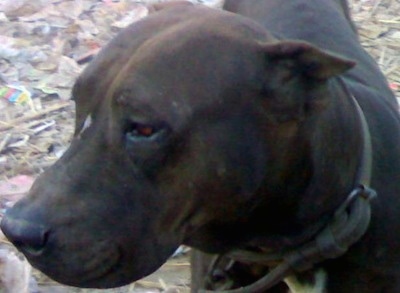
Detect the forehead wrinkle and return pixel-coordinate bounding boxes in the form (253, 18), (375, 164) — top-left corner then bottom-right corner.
(121, 78), (193, 130)
(106, 26), (211, 130)
(104, 18), (195, 112)
(104, 7), (270, 128)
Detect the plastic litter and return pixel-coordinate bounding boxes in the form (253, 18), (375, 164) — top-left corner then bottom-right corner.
(0, 85), (32, 105)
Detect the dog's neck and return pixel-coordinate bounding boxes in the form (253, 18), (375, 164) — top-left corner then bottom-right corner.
(297, 78), (367, 224)
(244, 78), (368, 251)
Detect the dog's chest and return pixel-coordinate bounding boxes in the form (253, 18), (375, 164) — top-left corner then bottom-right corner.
(284, 269), (327, 293)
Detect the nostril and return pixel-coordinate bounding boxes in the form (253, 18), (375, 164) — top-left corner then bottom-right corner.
(1, 216), (48, 256)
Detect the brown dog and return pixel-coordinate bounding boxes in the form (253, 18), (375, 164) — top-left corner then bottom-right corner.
(2, 0), (399, 292)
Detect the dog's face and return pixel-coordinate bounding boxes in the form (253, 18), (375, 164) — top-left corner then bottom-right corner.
(1, 5), (353, 288)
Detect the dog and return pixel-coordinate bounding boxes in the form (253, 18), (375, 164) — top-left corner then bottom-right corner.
(2, 0), (399, 292)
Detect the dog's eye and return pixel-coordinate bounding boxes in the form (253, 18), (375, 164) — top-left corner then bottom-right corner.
(134, 125), (155, 137)
(125, 122), (164, 141)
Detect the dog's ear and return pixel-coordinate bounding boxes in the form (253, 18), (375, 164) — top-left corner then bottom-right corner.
(262, 40), (355, 80)
(148, 1), (194, 13)
(256, 41), (355, 121)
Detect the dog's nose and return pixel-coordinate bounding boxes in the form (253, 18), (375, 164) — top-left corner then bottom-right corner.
(1, 216), (48, 256)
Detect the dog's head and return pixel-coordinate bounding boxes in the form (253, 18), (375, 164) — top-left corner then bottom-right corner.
(1, 5), (353, 288)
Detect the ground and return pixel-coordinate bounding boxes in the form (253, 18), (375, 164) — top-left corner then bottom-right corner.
(0, 0), (399, 292)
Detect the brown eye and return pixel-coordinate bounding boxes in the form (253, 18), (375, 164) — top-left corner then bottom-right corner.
(135, 125), (155, 137)
(124, 121), (169, 143)
(125, 123), (157, 139)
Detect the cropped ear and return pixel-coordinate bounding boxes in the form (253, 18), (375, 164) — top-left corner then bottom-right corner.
(257, 41), (355, 122)
(262, 40), (355, 80)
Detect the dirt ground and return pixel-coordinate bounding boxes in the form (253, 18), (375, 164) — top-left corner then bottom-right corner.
(0, 0), (399, 292)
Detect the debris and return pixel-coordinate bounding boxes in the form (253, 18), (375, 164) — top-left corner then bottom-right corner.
(0, 101), (71, 132)
(0, 175), (34, 202)
(75, 48), (100, 65)
(0, 246), (32, 293)
(0, 85), (32, 105)
(111, 4), (149, 29)
(172, 246), (191, 258)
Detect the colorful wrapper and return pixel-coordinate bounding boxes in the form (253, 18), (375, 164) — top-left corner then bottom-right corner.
(0, 85), (32, 105)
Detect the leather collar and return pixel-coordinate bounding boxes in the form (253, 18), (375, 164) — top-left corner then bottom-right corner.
(200, 80), (377, 293)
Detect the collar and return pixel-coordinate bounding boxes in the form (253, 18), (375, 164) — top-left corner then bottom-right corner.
(200, 81), (377, 293)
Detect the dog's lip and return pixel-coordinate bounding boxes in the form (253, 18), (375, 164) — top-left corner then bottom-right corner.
(80, 245), (122, 286)
(26, 240), (123, 288)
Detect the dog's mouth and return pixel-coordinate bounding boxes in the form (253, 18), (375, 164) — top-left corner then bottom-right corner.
(78, 245), (123, 287)
(26, 239), (124, 288)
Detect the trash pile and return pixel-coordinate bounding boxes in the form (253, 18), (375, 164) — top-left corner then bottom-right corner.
(352, 0), (400, 97)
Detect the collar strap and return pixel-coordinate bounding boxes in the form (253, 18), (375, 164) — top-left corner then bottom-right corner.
(200, 85), (376, 293)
